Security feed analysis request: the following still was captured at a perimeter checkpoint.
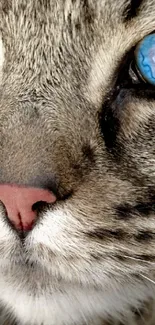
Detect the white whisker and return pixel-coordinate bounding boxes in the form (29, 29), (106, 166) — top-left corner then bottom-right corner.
(140, 274), (155, 285)
(136, 307), (148, 325)
(122, 255), (155, 265)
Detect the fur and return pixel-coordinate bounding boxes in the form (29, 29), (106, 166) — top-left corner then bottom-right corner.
(0, 0), (155, 324)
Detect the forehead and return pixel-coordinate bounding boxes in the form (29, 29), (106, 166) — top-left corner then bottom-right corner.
(0, 0), (155, 100)
(1, 0), (155, 28)
(0, 0), (155, 60)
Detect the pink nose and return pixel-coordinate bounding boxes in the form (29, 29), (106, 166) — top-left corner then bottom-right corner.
(0, 184), (56, 231)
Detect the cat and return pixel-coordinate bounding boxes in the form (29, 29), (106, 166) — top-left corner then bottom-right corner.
(0, 0), (155, 324)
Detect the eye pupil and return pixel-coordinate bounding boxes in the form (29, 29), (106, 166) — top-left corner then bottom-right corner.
(135, 33), (155, 85)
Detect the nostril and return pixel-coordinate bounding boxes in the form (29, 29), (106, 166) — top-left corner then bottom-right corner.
(32, 200), (50, 212)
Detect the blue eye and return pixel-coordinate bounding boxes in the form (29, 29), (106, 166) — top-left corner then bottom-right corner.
(135, 34), (155, 85)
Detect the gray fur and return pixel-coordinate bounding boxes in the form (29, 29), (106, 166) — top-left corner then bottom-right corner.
(0, 0), (155, 324)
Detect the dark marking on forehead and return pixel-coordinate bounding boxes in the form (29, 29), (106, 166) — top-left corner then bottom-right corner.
(81, 0), (95, 24)
(123, 0), (144, 21)
(0, 0), (12, 13)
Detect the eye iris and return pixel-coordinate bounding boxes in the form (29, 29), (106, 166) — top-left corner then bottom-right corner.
(136, 34), (155, 85)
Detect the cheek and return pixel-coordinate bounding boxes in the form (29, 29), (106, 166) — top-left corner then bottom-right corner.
(120, 99), (153, 139)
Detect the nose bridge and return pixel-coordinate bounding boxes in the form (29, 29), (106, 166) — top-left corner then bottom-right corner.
(0, 114), (52, 186)
(0, 90), (94, 192)
(0, 104), (74, 193)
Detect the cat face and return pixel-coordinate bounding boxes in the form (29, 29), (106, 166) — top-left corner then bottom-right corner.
(0, 1), (155, 324)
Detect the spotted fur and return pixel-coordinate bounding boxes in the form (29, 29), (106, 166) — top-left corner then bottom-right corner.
(0, 0), (155, 324)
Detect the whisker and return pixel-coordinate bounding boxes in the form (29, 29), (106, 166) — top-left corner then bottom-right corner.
(122, 255), (155, 265)
(140, 274), (155, 285)
(136, 307), (149, 325)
